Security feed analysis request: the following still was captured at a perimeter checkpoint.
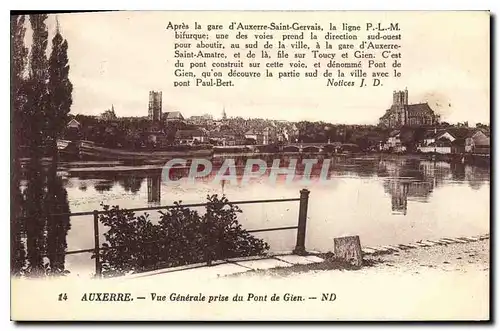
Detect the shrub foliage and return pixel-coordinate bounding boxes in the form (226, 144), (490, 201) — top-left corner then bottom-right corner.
(96, 195), (270, 277)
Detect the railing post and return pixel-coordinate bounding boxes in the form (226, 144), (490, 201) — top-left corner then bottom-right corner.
(293, 189), (310, 256)
(93, 210), (102, 277)
(205, 203), (212, 266)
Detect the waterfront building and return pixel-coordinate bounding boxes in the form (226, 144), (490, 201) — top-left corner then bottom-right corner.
(417, 128), (490, 155)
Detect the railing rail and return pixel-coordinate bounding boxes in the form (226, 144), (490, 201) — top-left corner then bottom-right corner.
(17, 189), (310, 277)
(17, 197), (303, 219)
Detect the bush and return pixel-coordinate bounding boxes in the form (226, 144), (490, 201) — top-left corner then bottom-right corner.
(96, 195), (270, 277)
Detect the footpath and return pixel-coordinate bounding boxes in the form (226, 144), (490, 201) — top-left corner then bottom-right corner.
(121, 233), (489, 281)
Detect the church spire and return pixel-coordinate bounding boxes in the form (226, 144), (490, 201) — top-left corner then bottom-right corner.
(222, 105), (227, 120)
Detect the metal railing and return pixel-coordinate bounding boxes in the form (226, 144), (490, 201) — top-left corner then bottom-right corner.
(18, 189), (310, 277)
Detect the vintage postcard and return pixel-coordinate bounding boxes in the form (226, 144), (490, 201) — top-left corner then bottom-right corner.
(10, 10), (490, 321)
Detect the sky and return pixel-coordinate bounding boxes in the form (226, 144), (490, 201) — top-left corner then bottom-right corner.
(30, 11), (490, 125)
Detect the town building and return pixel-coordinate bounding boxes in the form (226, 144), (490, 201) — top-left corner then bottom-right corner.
(208, 132), (225, 145)
(244, 130), (264, 144)
(148, 91), (162, 121)
(67, 118), (81, 130)
(263, 127), (277, 145)
(466, 130), (490, 154)
(382, 130), (406, 153)
(147, 131), (169, 147)
(164, 111), (184, 122)
(209, 131), (244, 146)
(175, 129), (207, 145)
(379, 89), (440, 128)
(188, 114), (214, 126)
(188, 114), (216, 131)
(65, 118), (82, 140)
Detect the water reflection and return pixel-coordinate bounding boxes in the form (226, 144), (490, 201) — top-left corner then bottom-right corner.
(14, 158), (71, 276)
(45, 162), (71, 273)
(120, 176), (143, 194)
(11, 156), (26, 274)
(22, 157), (46, 274)
(147, 171), (161, 204)
(94, 180), (113, 193)
(386, 181), (409, 215)
(70, 155), (489, 214)
(378, 158), (489, 215)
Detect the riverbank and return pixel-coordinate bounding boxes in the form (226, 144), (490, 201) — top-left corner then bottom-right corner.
(231, 235), (489, 279)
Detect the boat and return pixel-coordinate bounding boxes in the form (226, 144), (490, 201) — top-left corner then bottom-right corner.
(77, 141), (214, 161)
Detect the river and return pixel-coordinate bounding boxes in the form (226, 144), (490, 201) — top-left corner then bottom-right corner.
(18, 153), (490, 276)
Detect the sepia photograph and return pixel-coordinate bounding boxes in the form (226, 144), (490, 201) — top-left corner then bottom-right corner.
(10, 10), (490, 321)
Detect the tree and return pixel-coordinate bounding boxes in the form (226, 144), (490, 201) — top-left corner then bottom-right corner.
(26, 14), (49, 156)
(11, 15), (29, 274)
(100, 108), (116, 121)
(48, 18), (73, 156)
(12, 14), (75, 276)
(11, 15), (29, 148)
(20, 14), (49, 276)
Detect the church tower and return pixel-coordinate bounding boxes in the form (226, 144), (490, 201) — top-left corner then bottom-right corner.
(392, 88), (408, 126)
(148, 91), (162, 121)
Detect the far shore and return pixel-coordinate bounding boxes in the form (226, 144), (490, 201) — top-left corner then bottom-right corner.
(18, 150), (490, 170)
